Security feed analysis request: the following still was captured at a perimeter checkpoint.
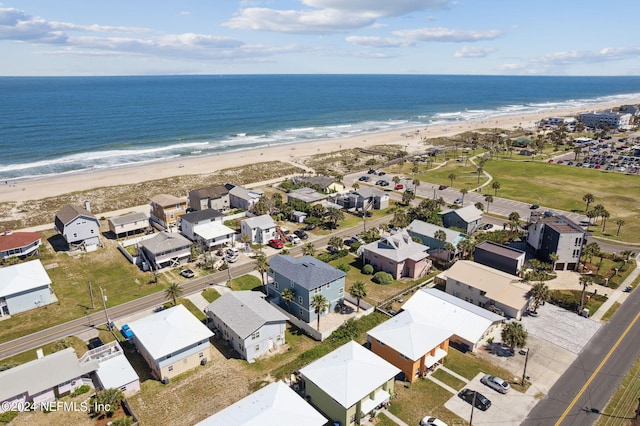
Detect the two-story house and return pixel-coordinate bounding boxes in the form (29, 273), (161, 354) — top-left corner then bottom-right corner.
(268, 255), (345, 324)
(439, 205), (483, 234)
(150, 194), (188, 232)
(407, 219), (466, 262)
(240, 214), (277, 244)
(0, 259), (52, 317)
(54, 203), (101, 250)
(358, 231), (431, 280)
(474, 240), (526, 276)
(527, 213), (586, 271)
(188, 185), (230, 212)
(0, 230), (41, 260)
(224, 183), (264, 211)
(138, 231), (192, 270)
(108, 212), (150, 238)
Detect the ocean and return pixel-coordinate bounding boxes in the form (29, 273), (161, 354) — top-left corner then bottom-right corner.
(1, 74), (639, 182)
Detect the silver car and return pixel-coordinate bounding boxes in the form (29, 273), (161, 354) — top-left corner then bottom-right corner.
(480, 374), (511, 394)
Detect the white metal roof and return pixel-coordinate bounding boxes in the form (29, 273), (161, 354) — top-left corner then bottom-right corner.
(196, 381), (327, 426)
(299, 341), (400, 408)
(96, 353), (139, 390)
(0, 259), (51, 298)
(194, 221), (236, 240)
(242, 214), (276, 230)
(127, 304), (213, 360)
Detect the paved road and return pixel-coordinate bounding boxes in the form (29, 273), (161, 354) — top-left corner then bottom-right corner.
(522, 281), (640, 426)
(0, 216), (391, 360)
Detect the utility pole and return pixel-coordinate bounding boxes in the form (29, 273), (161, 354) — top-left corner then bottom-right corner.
(469, 391), (476, 425)
(88, 280), (94, 309)
(522, 347), (530, 385)
(99, 287), (110, 330)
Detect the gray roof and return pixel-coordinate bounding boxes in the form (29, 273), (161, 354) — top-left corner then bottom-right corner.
(205, 291), (287, 339)
(189, 185), (229, 200)
(109, 212), (148, 226)
(360, 231), (429, 262)
(293, 175), (336, 189)
(150, 194), (187, 207)
(269, 255), (345, 290)
(441, 205), (483, 223)
(408, 220), (465, 244)
(55, 204), (97, 225)
(140, 232), (191, 254)
(287, 187), (328, 203)
(475, 241), (525, 259)
(228, 185), (264, 201)
(352, 188), (386, 198)
(242, 214), (276, 230)
(181, 209), (223, 224)
(0, 348), (97, 402)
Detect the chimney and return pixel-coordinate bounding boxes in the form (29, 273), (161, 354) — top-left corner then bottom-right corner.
(84, 200), (91, 212)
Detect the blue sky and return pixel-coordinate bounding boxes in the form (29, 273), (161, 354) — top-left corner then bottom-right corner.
(1, 0), (639, 76)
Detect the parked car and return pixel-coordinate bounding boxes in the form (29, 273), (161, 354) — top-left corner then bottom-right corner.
(226, 254), (239, 263)
(375, 180), (384, 186)
(268, 239), (284, 249)
(294, 229), (309, 239)
(453, 198), (462, 205)
(482, 223), (493, 230)
(288, 234), (301, 244)
(530, 204), (540, 209)
(481, 374), (511, 394)
(226, 247), (239, 257)
(327, 245), (340, 254)
(121, 324), (134, 339)
(438, 185), (448, 190)
(395, 184), (404, 190)
(351, 235), (365, 244)
(359, 175), (370, 181)
(180, 269), (195, 278)
(420, 417), (448, 426)
(379, 181), (389, 187)
(304, 223), (316, 231)
(367, 168), (377, 174)
(459, 389), (491, 411)
(377, 171), (386, 176)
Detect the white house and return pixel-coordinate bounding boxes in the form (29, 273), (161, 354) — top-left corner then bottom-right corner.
(240, 214), (277, 244)
(205, 291), (288, 362)
(196, 381), (327, 426)
(80, 341), (140, 397)
(0, 259), (53, 317)
(192, 222), (236, 250)
(54, 204), (101, 250)
(127, 304), (213, 381)
(179, 209), (224, 240)
(108, 212), (149, 238)
(225, 184), (264, 211)
(0, 231), (41, 260)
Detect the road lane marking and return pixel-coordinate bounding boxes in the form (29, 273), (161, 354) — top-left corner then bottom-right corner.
(555, 310), (640, 425)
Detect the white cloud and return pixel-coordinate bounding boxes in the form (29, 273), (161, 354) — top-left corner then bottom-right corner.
(178, 11), (191, 16)
(302, 0), (450, 16)
(392, 27), (502, 43)
(537, 46), (640, 64)
(345, 35), (409, 48)
(454, 45), (495, 58)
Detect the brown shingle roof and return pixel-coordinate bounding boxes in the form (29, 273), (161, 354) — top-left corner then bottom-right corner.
(55, 204), (96, 225)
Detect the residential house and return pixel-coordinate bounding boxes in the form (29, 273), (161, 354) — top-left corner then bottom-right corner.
(268, 255), (345, 324)
(108, 212), (150, 238)
(139, 232), (192, 270)
(0, 230), (41, 260)
(54, 203), (101, 250)
(191, 222), (236, 250)
(292, 175), (345, 194)
(346, 188), (389, 211)
(368, 310), (450, 382)
(180, 209), (224, 240)
(401, 288), (504, 352)
(287, 187), (328, 206)
(527, 213), (586, 271)
(0, 348), (97, 413)
(358, 231), (431, 280)
(80, 341), (140, 397)
(127, 304), (213, 381)
(240, 214), (277, 244)
(437, 260), (530, 320)
(299, 341), (400, 425)
(439, 205), (483, 234)
(205, 291), (288, 362)
(407, 220), (466, 262)
(149, 194), (188, 232)
(196, 381), (327, 426)
(188, 185), (230, 212)
(474, 241), (526, 276)
(224, 183), (264, 211)
(0, 259), (53, 317)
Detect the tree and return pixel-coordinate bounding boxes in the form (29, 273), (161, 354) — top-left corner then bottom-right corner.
(391, 210), (411, 228)
(582, 193), (595, 213)
(164, 283), (183, 306)
(582, 242), (600, 264)
(325, 207), (344, 229)
(309, 204), (325, 218)
(349, 281), (368, 313)
(328, 236), (344, 251)
(574, 146), (582, 160)
(302, 242), (315, 256)
(579, 275), (593, 312)
(448, 173), (456, 187)
(412, 178), (420, 192)
(434, 230), (447, 244)
(93, 388), (125, 417)
(600, 209), (610, 233)
(311, 294), (329, 331)
(491, 181), (501, 196)
(615, 218), (626, 236)
(474, 201), (484, 212)
(402, 190), (416, 205)
(485, 194), (493, 213)
(585, 209), (598, 227)
(254, 253), (269, 287)
(508, 211), (521, 231)
(501, 321), (528, 350)
(529, 282), (549, 312)
(548, 252), (559, 270)
(392, 175), (401, 185)
(281, 288), (295, 310)
(460, 188), (468, 206)
(457, 238), (474, 260)
(352, 182), (359, 191)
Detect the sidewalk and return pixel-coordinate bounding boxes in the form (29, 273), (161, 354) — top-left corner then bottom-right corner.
(591, 253), (640, 321)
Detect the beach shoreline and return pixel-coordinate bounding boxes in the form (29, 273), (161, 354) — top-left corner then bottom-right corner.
(1, 98), (638, 204)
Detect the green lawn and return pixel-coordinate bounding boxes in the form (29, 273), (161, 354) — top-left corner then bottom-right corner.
(201, 288), (222, 303)
(0, 336), (88, 369)
(600, 302), (621, 322)
(230, 274), (263, 291)
(595, 352), (640, 425)
(431, 368), (466, 391)
(389, 378), (464, 426)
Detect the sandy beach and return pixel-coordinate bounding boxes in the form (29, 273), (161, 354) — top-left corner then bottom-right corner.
(1, 99), (638, 204)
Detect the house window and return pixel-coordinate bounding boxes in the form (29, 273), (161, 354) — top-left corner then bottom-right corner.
(255, 345), (260, 352)
(314, 287), (320, 294)
(73, 233), (78, 238)
(575, 237), (581, 246)
(377, 339), (385, 346)
(120, 386), (127, 392)
(339, 288), (344, 294)
(298, 296), (303, 304)
(199, 352), (204, 358)
(252, 331), (260, 340)
(326, 282), (330, 289)
(290, 282), (294, 288)
(274, 282), (279, 290)
(168, 366), (173, 372)
(170, 214), (174, 220)
(299, 308), (303, 315)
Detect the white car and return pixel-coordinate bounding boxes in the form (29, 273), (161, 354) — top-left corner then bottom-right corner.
(420, 417), (447, 426)
(288, 234), (301, 244)
(481, 374), (511, 394)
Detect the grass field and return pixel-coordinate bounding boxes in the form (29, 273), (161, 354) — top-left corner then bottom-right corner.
(230, 274), (263, 291)
(595, 353), (640, 426)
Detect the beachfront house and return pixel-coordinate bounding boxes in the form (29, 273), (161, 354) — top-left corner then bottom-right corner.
(150, 194), (188, 232)
(80, 341), (140, 397)
(439, 205), (483, 234)
(54, 203), (101, 251)
(179, 209), (224, 239)
(0, 230), (41, 260)
(358, 231), (431, 280)
(527, 213), (586, 271)
(268, 255), (345, 324)
(240, 214), (277, 244)
(0, 259), (53, 317)
(108, 212), (150, 238)
(474, 240), (526, 276)
(188, 185), (230, 212)
(292, 175), (345, 194)
(138, 231), (192, 270)
(367, 310), (451, 382)
(127, 304), (213, 382)
(196, 381), (327, 426)
(0, 348), (97, 413)
(299, 341), (400, 425)
(407, 220), (465, 262)
(204, 291), (288, 362)
(347, 188), (389, 211)
(225, 183), (264, 211)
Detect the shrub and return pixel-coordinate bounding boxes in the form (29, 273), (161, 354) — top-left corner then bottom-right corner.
(337, 263), (350, 273)
(70, 384), (91, 397)
(372, 271), (394, 285)
(361, 264), (374, 275)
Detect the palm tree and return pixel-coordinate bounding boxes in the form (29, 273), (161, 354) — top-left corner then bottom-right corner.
(302, 242), (315, 256)
(456, 238), (474, 260)
(460, 188), (468, 206)
(448, 173), (456, 187)
(508, 211), (521, 231)
(392, 175), (401, 185)
(529, 282), (549, 312)
(579, 275), (593, 312)
(574, 146), (582, 160)
(311, 294), (329, 331)
(254, 253), (269, 287)
(412, 178), (420, 192)
(352, 182), (359, 191)
(402, 190), (415, 205)
(491, 181), (501, 196)
(349, 281), (368, 313)
(281, 288), (295, 311)
(600, 209), (610, 232)
(615, 218), (626, 236)
(434, 230), (447, 245)
(474, 201), (484, 212)
(326, 207), (344, 229)
(93, 388), (125, 417)
(484, 194), (493, 213)
(476, 166), (483, 183)
(501, 322), (528, 351)
(165, 282), (183, 306)
(548, 252), (559, 270)
(585, 209), (598, 227)
(582, 193), (595, 213)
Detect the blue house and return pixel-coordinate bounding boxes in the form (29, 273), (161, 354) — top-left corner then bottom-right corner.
(268, 255), (345, 324)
